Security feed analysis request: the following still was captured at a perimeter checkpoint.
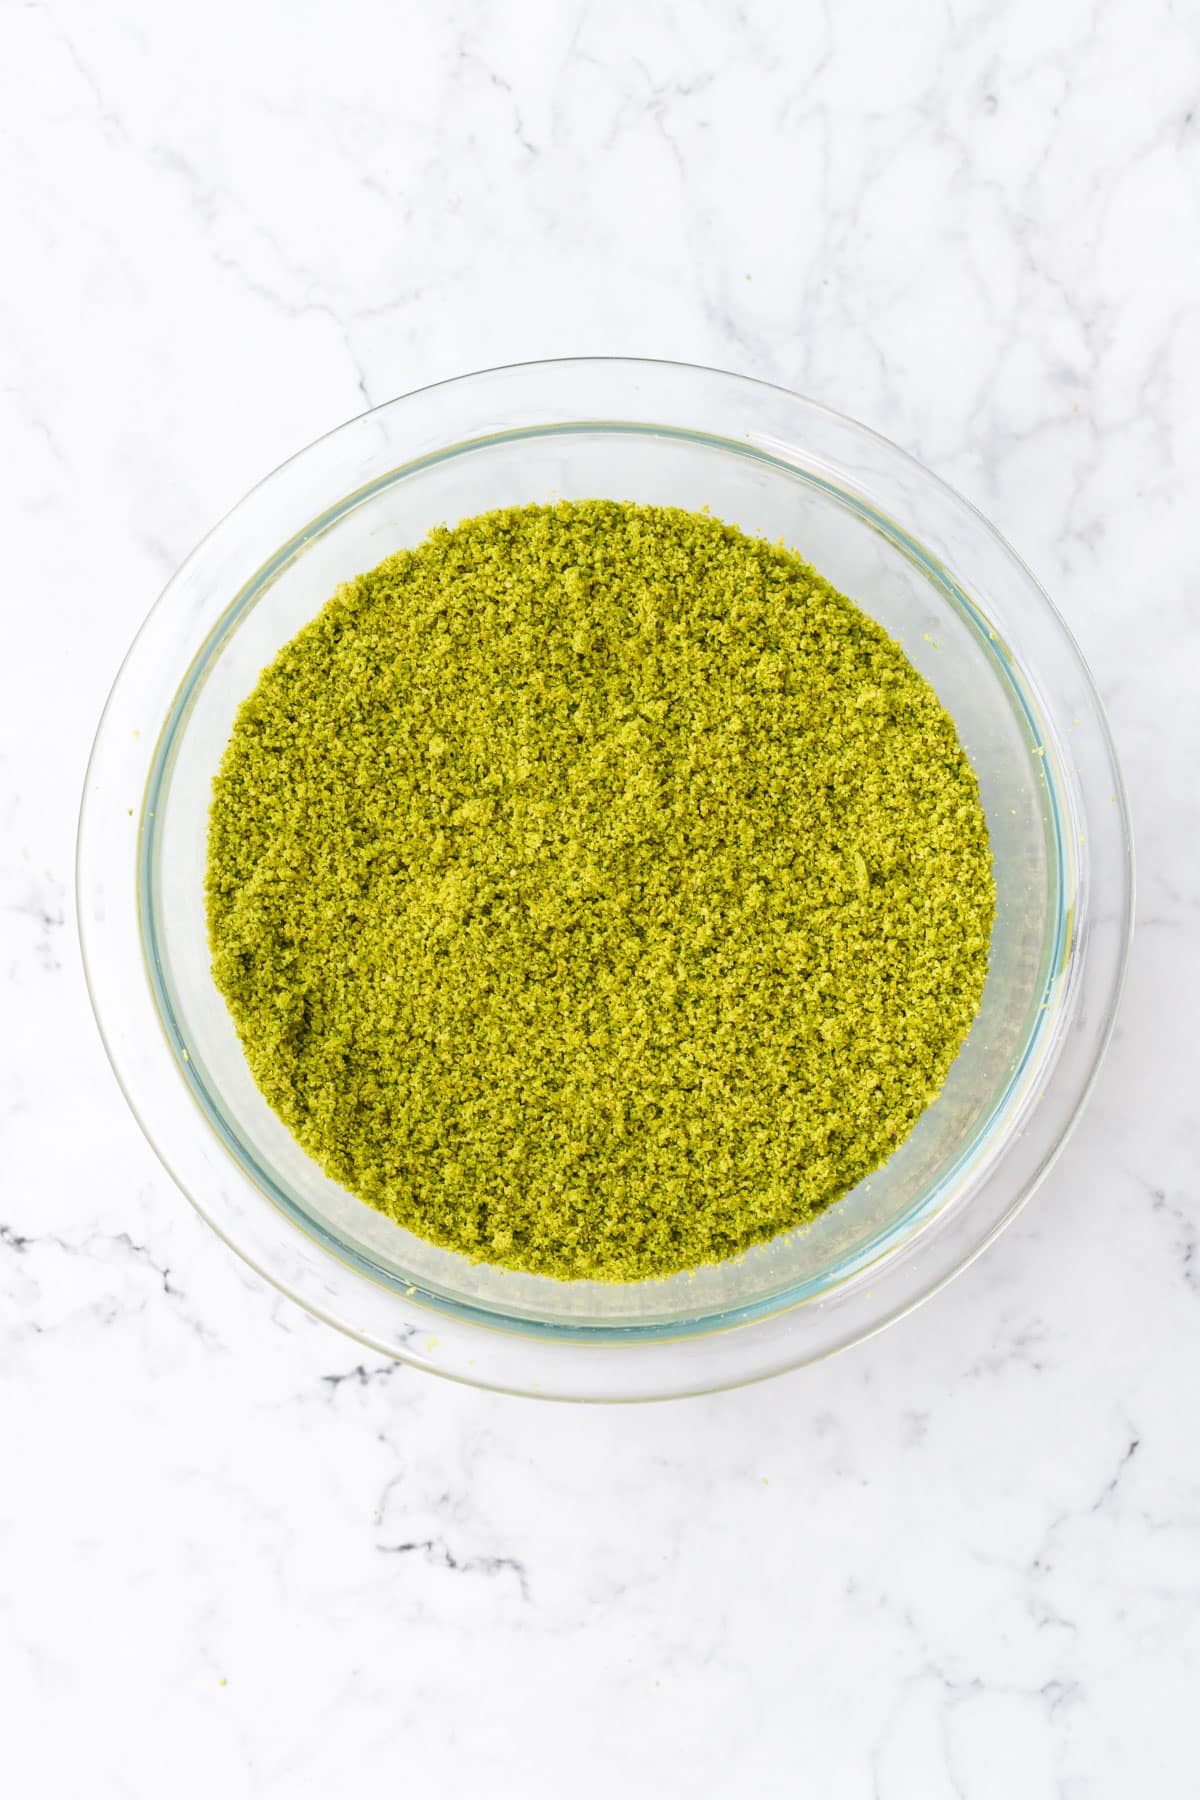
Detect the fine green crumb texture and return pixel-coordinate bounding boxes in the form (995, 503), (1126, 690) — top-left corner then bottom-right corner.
(207, 501), (995, 1282)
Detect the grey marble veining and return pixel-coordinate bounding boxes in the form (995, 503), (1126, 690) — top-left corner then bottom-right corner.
(2, 1), (1198, 1794)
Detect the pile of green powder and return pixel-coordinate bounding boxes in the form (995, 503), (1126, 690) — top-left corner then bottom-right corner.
(207, 501), (994, 1282)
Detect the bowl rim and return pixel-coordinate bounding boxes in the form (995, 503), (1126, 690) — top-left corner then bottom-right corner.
(138, 418), (1070, 1336)
(77, 355), (1135, 1400)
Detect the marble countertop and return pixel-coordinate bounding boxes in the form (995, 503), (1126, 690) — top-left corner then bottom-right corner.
(4, 2), (1198, 1794)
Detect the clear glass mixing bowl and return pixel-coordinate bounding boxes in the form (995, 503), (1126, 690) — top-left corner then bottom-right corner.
(78, 359), (1132, 1399)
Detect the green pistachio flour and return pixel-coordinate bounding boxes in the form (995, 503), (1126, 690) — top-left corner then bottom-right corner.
(207, 501), (994, 1282)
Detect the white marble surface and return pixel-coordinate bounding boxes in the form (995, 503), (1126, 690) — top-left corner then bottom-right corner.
(3, 1), (1198, 1793)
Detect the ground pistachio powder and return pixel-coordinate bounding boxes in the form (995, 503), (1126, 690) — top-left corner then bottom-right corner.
(207, 500), (994, 1282)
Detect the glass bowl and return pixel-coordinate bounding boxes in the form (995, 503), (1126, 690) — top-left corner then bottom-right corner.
(78, 358), (1132, 1400)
